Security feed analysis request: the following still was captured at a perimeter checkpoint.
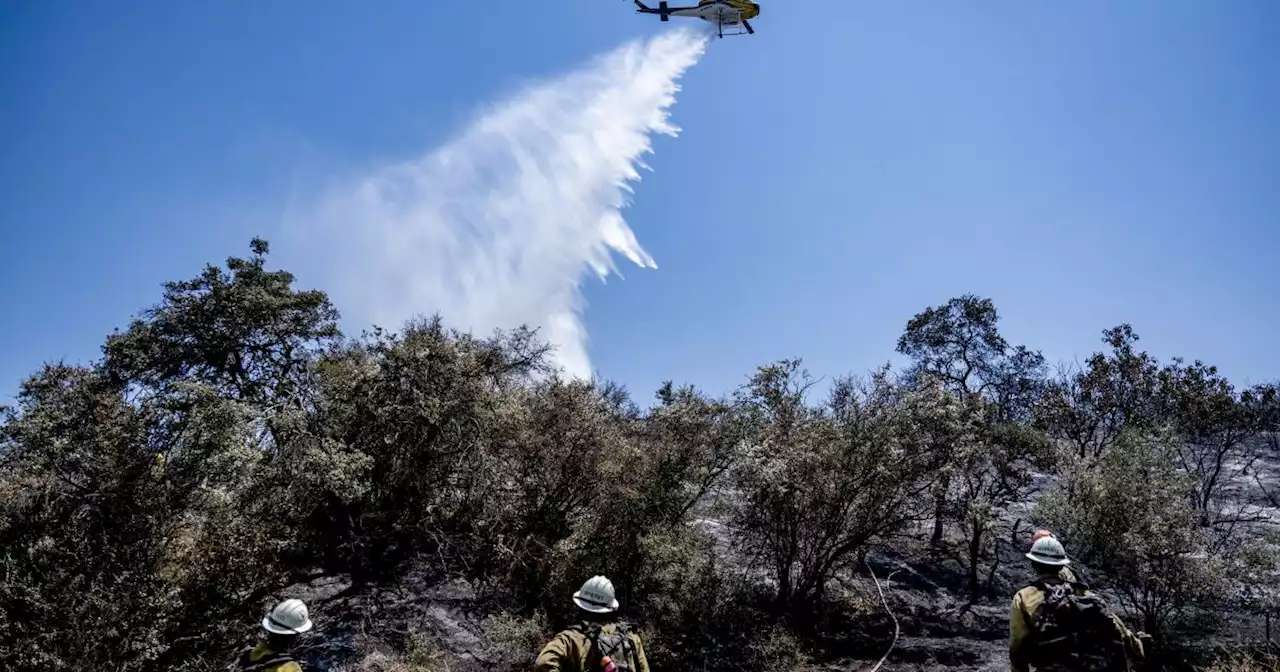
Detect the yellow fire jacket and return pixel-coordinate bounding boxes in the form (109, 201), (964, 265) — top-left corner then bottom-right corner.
(534, 623), (650, 672)
(1009, 578), (1145, 672)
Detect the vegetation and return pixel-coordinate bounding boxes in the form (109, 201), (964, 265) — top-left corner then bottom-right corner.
(0, 240), (1277, 671)
(1038, 431), (1223, 638)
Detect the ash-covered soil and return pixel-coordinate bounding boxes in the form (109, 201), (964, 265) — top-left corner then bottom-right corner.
(270, 454), (1280, 671)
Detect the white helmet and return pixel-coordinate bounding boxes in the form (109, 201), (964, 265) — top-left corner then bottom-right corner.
(572, 575), (619, 613)
(263, 598), (314, 635)
(1025, 535), (1071, 566)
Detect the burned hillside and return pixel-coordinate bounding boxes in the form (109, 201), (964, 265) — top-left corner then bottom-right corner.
(2, 240), (1277, 671)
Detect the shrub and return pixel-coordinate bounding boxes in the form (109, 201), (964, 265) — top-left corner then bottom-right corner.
(483, 612), (551, 671)
(1200, 650), (1280, 672)
(732, 361), (948, 615)
(1036, 430), (1224, 637)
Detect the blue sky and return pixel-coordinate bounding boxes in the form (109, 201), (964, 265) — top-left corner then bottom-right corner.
(2, 0), (1277, 403)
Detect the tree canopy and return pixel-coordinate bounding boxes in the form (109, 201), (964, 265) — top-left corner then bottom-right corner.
(1, 241), (1276, 671)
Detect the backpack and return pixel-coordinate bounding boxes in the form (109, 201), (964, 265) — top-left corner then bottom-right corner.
(1027, 580), (1129, 672)
(571, 623), (640, 672)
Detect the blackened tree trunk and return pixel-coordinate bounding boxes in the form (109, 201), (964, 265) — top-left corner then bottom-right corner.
(967, 518), (983, 599)
(931, 479), (949, 548)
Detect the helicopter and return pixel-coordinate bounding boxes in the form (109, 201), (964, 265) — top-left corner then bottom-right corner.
(632, 0), (760, 38)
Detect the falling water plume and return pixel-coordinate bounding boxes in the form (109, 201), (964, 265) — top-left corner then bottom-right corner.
(294, 27), (709, 379)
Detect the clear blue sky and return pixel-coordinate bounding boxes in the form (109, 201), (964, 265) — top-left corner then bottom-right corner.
(2, 0), (1277, 403)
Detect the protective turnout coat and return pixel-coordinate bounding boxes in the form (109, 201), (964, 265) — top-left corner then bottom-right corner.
(1009, 578), (1145, 672)
(237, 642), (303, 672)
(534, 623), (649, 672)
